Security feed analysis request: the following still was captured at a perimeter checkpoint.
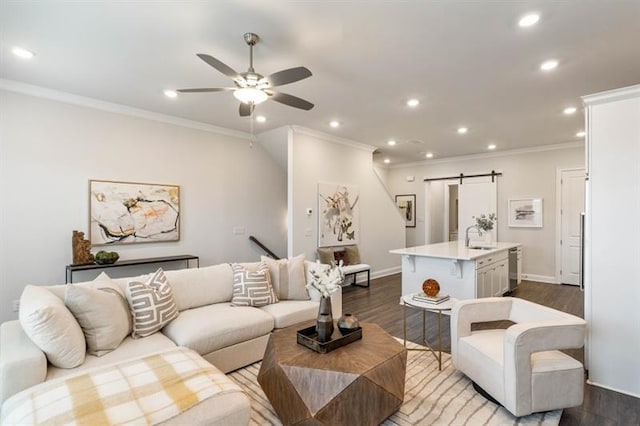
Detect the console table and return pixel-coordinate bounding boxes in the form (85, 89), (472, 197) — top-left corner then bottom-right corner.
(65, 254), (199, 283)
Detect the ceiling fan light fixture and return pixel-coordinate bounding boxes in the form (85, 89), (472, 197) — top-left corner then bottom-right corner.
(233, 87), (268, 105)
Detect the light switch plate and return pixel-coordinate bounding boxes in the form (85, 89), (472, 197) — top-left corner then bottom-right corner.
(232, 226), (246, 235)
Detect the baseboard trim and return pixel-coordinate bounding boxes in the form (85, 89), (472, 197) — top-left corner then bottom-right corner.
(586, 379), (640, 399)
(520, 273), (557, 284)
(370, 266), (401, 281)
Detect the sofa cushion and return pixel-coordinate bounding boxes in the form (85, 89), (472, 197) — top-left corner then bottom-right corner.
(162, 303), (274, 355)
(126, 268), (179, 338)
(164, 263), (234, 310)
(261, 254), (309, 300)
(65, 284), (130, 356)
(260, 300), (319, 329)
(231, 263), (278, 307)
(46, 332), (177, 381)
(19, 285), (86, 369)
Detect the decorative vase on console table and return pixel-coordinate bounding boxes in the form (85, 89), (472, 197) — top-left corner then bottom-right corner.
(306, 260), (345, 344)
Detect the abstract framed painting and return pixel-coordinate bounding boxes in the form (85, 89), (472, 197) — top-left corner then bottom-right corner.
(508, 198), (543, 228)
(89, 180), (180, 245)
(395, 194), (416, 228)
(318, 182), (359, 247)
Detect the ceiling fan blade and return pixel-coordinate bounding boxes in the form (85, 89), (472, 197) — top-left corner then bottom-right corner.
(177, 88), (234, 93)
(268, 91), (314, 110)
(239, 102), (255, 117)
(196, 54), (240, 80)
(262, 67), (312, 87)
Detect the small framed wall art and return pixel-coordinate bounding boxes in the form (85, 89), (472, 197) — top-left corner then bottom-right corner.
(508, 198), (543, 228)
(89, 180), (180, 245)
(395, 194), (416, 228)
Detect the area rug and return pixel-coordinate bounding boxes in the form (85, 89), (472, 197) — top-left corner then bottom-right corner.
(229, 340), (562, 425)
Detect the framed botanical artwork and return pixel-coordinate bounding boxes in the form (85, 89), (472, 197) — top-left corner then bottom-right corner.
(395, 194), (416, 228)
(508, 198), (543, 228)
(318, 182), (359, 247)
(89, 180), (180, 245)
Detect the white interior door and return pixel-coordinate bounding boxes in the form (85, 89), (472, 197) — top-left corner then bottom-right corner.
(458, 177), (498, 244)
(560, 169), (585, 285)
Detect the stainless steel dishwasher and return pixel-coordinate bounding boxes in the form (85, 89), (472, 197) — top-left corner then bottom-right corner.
(508, 247), (519, 292)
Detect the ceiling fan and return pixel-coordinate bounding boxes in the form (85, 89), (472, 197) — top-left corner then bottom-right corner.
(177, 33), (314, 117)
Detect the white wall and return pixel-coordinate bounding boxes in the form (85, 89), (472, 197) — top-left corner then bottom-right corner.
(386, 145), (584, 281)
(0, 90), (287, 322)
(288, 128), (405, 277)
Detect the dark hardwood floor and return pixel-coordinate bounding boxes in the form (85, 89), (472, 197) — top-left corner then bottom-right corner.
(341, 274), (639, 426)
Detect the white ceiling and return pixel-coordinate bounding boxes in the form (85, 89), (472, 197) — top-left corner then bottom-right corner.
(2, 1), (639, 165)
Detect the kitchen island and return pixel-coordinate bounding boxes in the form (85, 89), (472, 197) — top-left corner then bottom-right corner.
(390, 241), (521, 300)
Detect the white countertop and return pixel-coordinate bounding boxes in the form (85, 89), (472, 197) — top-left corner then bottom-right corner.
(389, 241), (521, 261)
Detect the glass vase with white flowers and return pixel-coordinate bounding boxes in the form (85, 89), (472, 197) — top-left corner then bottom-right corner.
(306, 261), (345, 342)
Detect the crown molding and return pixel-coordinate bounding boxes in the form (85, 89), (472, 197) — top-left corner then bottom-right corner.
(290, 125), (377, 153)
(385, 141), (585, 169)
(582, 84), (640, 106)
(0, 79), (251, 140)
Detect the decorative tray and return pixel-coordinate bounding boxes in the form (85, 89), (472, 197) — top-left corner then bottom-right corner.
(296, 324), (362, 354)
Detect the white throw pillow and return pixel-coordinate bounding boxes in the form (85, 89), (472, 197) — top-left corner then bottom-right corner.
(19, 285), (86, 368)
(126, 268), (179, 339)
(231, 263), (279, 307)
(65, 284), (130, 356)
(260, 254), (309, 300)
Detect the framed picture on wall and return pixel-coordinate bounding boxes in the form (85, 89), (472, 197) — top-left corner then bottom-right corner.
(508, 198), (543, 228)
(395, 194), (416, 228)
(318, 182), (360, 247)
(89, 180), (180, 245)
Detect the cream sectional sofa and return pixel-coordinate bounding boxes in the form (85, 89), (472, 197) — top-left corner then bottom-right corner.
(0, 260), (342, 425)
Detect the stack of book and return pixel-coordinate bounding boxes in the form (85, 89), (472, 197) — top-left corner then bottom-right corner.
(412, 292), (450, 304)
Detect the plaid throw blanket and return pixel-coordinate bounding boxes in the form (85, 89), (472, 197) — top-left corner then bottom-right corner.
(1, 347), (242, 425)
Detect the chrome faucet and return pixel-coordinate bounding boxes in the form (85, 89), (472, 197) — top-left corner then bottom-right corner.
(465, 225), (480, 247)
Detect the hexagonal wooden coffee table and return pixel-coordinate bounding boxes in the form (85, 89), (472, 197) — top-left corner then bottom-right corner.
(258, 322), (407, 425)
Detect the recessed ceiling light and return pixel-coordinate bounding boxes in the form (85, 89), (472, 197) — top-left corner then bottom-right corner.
(563, 106), (577, 115)
(457, 127), (468, 134)
(425, 152), (434, 159)
(255, 115), (267, 123)
(329, 120), (340, 128)
(576, 131), (586, 137)
(540, 59), (559, 71)
(383, 158), (390, 164)
(387, 140), (397, 146)
(519, 13), (540, 27)
(488, 144), (497, 150)
(407, 99), (420, 107)
(12, 46), (35, 59)
(163, 89), (178, 99)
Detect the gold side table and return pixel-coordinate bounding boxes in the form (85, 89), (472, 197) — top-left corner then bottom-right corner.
(400, 293), (458, 371)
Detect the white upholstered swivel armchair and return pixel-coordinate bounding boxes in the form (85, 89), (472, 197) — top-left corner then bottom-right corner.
(451, 297), (586, 417)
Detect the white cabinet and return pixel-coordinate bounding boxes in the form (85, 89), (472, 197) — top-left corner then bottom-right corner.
(475, 252), (508, 298)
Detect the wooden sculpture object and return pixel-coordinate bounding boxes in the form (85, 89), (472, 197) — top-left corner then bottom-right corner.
(72, 230), (94, 265)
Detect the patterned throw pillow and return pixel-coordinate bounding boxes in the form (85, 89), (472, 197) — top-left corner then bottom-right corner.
(125, 268), (179, 338)
(231, 263), (279, 307)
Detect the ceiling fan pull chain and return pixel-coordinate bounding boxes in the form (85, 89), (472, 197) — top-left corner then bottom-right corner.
(249, 105), (254, 149)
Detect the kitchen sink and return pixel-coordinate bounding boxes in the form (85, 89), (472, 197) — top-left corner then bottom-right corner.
(468, 246), (494, 251)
